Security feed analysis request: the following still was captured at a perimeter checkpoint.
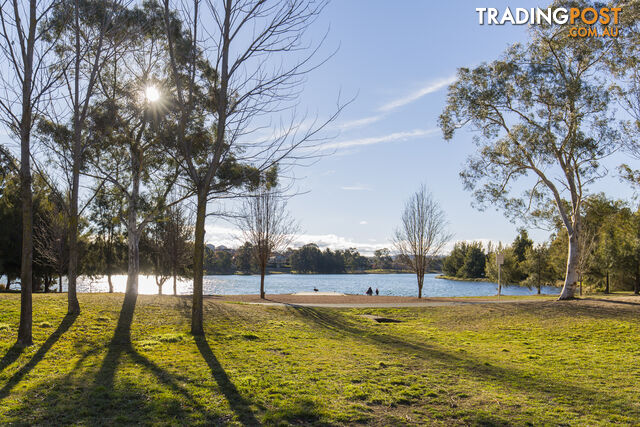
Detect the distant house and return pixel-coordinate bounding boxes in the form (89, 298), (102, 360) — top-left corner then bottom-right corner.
(267, 253), (289, 269)
(206, 244), (234, 253)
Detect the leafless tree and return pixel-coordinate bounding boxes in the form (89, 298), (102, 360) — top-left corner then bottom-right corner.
(0, 0), (63, 346)
(393, 185), (452, 299)
(162, 0), (345, 335)
(237, 185), (297, 299)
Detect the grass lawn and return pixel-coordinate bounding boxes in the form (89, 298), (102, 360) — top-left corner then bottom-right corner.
(0, 294), (639, 425)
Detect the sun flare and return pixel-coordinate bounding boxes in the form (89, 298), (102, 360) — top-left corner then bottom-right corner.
(145, 85), (160, 103)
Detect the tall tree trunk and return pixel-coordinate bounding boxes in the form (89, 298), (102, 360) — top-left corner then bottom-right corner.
(125, 226), (140, 298)
(67, 0), (86, 315)
(634, 267), (639, 295)
(18, 120), (33, 345)
(107, 273), (113, 293)
(417, 273), (423, 299)
(191, 190), (207, 336)
(173, 272), (177, 296)
(58, 275), (62, 293)
(17, 0), (37, 345)
(67, 170), (81, 314)
(260, 260), (266, 299)
(558, 232), (579, 300)
(125, 144), (142, 298)
(6, 277), (11, 291)
(605, 271), (610, 294)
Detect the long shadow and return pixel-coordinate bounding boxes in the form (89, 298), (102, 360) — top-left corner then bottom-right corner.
(0, 344), (23, 375)
(0, 312), (78, 400)
(88, 293), (210, 423)
(92, 292), (138, 393)
(195, 335), (260, 426)
(288, 306), (628, 414)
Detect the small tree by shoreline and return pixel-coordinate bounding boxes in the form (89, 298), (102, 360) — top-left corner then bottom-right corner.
(237, 185), (298, 299)
(393, 185), (451, 299)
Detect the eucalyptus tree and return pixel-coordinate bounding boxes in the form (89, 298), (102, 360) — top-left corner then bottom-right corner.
(439, 4), (618, 300)
(86, 2), (180, 299)
(39, 0), (130, 314)
(162, 0), (342, 335)
(0, 0), (63, 345)
(393, 185), (451, 299)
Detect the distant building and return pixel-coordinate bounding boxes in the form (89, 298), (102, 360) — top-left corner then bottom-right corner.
(268, 253), (290, 269)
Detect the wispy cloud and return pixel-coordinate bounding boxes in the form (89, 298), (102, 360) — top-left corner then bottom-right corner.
(337, 114), (384, 131)
(320, 128), (438, 151)
(359, 220), (368, 225)
(341, 184), (371, 191)
(377, 75), (456, 113)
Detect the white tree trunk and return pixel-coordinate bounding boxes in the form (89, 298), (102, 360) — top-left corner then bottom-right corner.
(558, 232), (579, 300)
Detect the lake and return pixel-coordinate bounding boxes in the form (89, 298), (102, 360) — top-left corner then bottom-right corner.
(38, 273), (560, 297)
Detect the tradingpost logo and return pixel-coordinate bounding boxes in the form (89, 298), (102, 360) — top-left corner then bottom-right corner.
(476, 7), (621, 37)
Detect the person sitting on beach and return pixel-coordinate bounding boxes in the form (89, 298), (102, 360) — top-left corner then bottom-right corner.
(375, 288), (379, 296)
(366, 287), (373, 296)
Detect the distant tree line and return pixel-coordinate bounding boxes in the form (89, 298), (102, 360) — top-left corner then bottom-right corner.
(202, 244), (415, 275)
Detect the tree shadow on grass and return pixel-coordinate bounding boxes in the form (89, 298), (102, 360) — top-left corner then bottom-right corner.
(0, 312), (78, 400)
(288, 305), (633, 418)
(195, 335), (260, 426)
(86, 293), (211, 423)
(83, 293), (257, 425)
(0, 344), (23, 375)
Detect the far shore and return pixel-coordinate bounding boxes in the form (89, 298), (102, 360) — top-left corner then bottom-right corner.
(436, 274), (493, 282)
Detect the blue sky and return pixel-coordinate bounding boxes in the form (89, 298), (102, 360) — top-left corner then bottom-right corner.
(208, 1), (635, 253)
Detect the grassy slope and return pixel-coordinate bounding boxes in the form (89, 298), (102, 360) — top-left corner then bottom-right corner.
(0, 294), (638, 425)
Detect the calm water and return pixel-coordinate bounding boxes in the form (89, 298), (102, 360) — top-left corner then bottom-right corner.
(28, 273), (561, 297)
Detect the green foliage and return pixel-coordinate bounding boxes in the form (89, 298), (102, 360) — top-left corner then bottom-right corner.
(233, 242), (256, 273)
(442, 241), (486, 279)
(512, 229), (533, 264)
(203, 248), (234, 274)
(486, 247), (518, 285)
(372, 248), (393, 270)
(289, 244), (370, 274)
(522, 244), (555, 294)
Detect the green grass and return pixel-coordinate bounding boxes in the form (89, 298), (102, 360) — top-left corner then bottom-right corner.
(0, 294), (639, 425)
